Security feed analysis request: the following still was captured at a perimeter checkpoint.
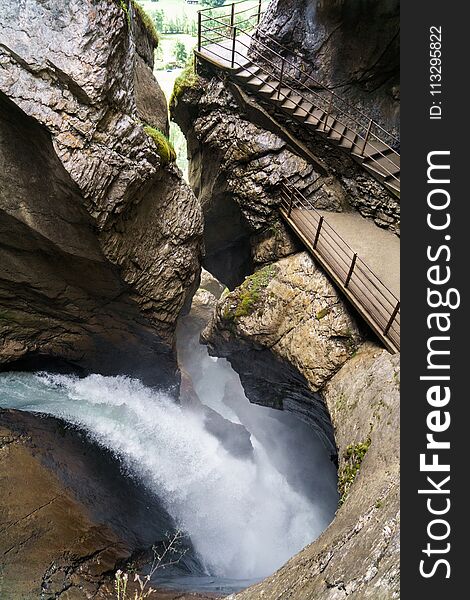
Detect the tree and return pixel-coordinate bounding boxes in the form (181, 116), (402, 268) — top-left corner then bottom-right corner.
(201, 0), (226, 7)
(174, 40), (188, 66)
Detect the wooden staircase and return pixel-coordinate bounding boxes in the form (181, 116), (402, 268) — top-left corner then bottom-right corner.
(231, 62), (400, 195)
(196, 0), (400, 197)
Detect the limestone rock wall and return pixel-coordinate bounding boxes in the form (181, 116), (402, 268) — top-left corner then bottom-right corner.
(0, 0), (203, 385)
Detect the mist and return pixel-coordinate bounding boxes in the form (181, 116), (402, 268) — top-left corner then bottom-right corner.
(0, 307), (338, 584)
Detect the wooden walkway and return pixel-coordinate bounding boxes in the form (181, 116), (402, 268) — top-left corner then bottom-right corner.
(196, 1), (400, 196)
(279, 185), (400, 353)
(196, 1), (401, 353)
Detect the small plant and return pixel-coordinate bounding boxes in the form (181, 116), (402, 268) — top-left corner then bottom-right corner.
(115, 530), (187, 600)
(338, 438), (371, 506)
(315, 306), (331, 320)
(222, 265), (276, 321)
(143, 125), (176, 165)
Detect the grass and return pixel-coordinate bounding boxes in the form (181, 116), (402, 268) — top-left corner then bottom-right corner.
(338, 438), (371, 506)
(143, 125), (176, 165)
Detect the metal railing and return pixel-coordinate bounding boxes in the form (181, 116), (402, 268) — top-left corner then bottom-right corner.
(196, 1), (400, 189)
(279, 182), (400, 352)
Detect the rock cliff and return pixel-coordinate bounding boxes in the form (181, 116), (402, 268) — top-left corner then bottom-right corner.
(171, 20), (399, 289)
(202, 261), (399, 598)
(0, 0), (203, 387)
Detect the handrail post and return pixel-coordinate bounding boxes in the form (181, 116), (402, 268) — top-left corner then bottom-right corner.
(361, 118), (373, 156)
(257, 0), (262, 24)
(230, 2), (235, 27)
(288, 193), (294, 217)
(313, 216), (324, 249)
(345, 253), (357, 288)
(231, 26), (237, 69)
(197, 11), (202, 52)
(384, 301), (400, 336)
(324, 91), (334, 131)
(277, 57), (285, 99)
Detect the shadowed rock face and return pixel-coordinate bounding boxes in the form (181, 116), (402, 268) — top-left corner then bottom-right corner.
(0, 0), (203, 385)
(256, 0), (400, 136)
(0, 94), (176, 386)
(233, 344), (400, 600)
(0, 409), (171, 598)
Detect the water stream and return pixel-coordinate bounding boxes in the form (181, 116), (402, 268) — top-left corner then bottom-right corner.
(0, 318), (338, 594)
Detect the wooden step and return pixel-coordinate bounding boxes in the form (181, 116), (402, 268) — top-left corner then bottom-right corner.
(281, 94), (303, 111)
(257, 82), (281, 97)
(292, 100), (314, 118)
(304, 108), (325, 127)
(233, 65), (261, 80)
(338, 130), (358, 151)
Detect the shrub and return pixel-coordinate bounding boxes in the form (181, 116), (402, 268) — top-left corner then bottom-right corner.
(338, 438), (371, 506)
(143, 125), (177, 165)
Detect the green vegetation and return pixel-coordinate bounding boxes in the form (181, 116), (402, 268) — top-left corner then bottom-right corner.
(223, 265), (276, 322)
(143, 125), (176, 165)
(338, 438), (371, 506)
(170, 56), (199, 107)
(316, 306), (331, 320)
(174, 40), (188, 66)
(132, 0), (160, 47)
(201, 0), (226, 7)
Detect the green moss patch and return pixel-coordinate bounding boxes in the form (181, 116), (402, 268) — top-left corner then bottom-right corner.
(116, 1), (159, 47)
(143, 125), (176, 165)
(170, 57), (199, 109)
(131, 1), (159, 47)
(316, 306), (331, 320)
(338, 438), (371, 506)
(223, 265), (276, 322)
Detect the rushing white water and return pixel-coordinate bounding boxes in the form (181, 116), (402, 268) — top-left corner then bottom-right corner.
(0, 354), (337, 581)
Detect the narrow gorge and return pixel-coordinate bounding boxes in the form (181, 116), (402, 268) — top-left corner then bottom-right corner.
(0, 1), (400, 599)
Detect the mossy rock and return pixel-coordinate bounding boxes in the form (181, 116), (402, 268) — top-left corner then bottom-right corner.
(170, 57), (200, 109)
(116, 1), (159, 47)
(222, 265), (276, 322)
(131, 0), (159, 47)
(143, 125), (176, 165)
(338, 438), (371, 506)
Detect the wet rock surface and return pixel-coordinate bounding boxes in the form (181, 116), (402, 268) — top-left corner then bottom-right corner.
(231, 343), (400, 600)
(0, 0), (203, 384)
(0, 409), (171, 598)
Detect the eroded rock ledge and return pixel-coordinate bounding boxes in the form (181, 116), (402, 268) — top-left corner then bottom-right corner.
(0, 0), (203, 386)
(202, 258), (399, 598)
